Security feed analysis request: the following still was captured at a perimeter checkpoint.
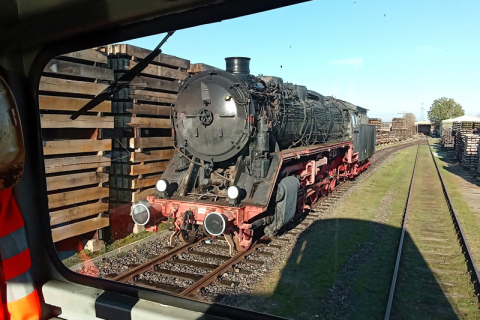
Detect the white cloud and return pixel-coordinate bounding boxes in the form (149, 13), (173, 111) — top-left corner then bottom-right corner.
(328, 57), (364, 70)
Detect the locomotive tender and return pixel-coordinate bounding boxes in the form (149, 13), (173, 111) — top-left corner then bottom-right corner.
(132, 57), (375, 254)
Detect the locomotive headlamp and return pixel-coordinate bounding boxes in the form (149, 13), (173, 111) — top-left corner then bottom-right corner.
(225, 95), (232, 101)
(227, 185), (240, 200)
(156, 179), (169, 192)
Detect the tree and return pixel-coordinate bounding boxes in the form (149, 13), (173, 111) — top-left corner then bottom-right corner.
(403, 113), (416, 127)
(428, 97), (464, 125)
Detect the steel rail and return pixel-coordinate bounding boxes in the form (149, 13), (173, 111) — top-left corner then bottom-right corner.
(372, 141), (419, 165)
(427, 139), (480, 299)
(384, 142), (420, 320)
(112, 237), (206, 283)
(179, 236), (269, 297)
(111, 140), (418, 294)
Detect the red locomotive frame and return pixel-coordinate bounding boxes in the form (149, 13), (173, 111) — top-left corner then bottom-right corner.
(144, 141), (369, 254)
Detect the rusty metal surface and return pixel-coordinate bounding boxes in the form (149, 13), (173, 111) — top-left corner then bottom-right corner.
(112, 239), (203, 283)
(179, 236), (269, 297)
(0, 75), (24, 190)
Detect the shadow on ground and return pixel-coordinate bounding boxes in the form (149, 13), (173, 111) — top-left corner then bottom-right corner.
(217, 218), (462, 320)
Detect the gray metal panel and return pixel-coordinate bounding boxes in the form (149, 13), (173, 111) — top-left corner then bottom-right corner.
(354, 125), (376, 162)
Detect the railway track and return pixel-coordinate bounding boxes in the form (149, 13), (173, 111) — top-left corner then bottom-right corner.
(103, 140), (420, 301)
(384, 140), (480, 319)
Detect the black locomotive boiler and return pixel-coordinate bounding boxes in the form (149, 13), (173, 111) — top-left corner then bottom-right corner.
(132, 57), (376, 254)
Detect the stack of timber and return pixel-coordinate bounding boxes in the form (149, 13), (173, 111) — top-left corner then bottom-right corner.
(391, 118), (408, 141)
(188, 63), (218, 74)
(392, 118), (407, 129)
(368, 118), (382, 131)
(453, 121), (480, 131)
(382, 121), (392, 130)
(40, 49), (113, 247)
(454, 129), (473, 161)
(105, 44), (190, 237)
(442, 128), (455, 149)
(462, 134), (480, 169)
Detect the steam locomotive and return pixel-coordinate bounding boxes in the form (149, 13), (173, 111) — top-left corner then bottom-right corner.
(132, 57), (375, 254)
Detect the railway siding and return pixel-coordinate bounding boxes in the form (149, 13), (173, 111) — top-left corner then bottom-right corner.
(389, 144), (479, 319)
(242, 146), (418, 319)
(429, 139), (480, 270)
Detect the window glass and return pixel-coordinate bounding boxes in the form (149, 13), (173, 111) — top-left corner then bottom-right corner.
(42, 1), (479, 318)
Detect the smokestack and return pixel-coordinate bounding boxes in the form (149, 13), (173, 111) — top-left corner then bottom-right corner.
(225, 57), (251, 75)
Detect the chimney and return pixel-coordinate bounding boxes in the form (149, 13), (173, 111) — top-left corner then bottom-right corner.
(225, 57), (251, 75)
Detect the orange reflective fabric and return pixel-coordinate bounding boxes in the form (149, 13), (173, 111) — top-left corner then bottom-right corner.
(4, 291), (40, 320)
(0, 189), (41, 320)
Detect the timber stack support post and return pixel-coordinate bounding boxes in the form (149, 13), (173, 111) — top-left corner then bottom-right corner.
(104, 44), (190, 239)
(39, 48), (113, 253)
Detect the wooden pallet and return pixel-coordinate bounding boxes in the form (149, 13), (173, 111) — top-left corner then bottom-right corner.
(368, 118), (382, 131)
(105, 43), (190, 225)
(392, 118), (407, 130)
(40, 49), (112, 245)
(188, 63), (218, 74)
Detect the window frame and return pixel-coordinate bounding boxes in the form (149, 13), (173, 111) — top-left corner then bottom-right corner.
(10, 1), (306, 319)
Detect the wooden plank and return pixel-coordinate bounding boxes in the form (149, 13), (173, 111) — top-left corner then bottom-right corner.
(46, 172), (108, 191)
(188, 63), (218, 73)
(44, 59), (114, 81)
(130, 76), (181, 92)
(50, 202), (108, 226)
(48, 187), (108, 209)
(129, 137), (172, 149)
(130, 95), (175, 104)
(43, 139), (111, 155)
(126, 104), (173, 117)
(132, 175), (161, 189)
(45, 155), (110, 174)
(39, 96), (111, 112)
(125, 60), (187, 80)
(130, 90), (177, 102)
(131, 149), (174, 162)
(132, 188), (157, 202)
(51, 216), (109, 242)
(111, 44), (190, 69)
(130, 161), (168, 175)
(125, 117), (170, 129)
(41, 114), (114, 129)
(61, 49), (107, 64)
(39, 77), (108, 95)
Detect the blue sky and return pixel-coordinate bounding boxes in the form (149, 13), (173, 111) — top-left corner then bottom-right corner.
(126, 0), (479, 121)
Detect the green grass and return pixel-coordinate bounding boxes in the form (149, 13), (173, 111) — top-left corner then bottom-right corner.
(62, 223), (167, 268)
(428, 139), (480, 268)
(390, 145), (479, 319)
(346, 148), (417, 318)
(249, 147), (418, 319)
